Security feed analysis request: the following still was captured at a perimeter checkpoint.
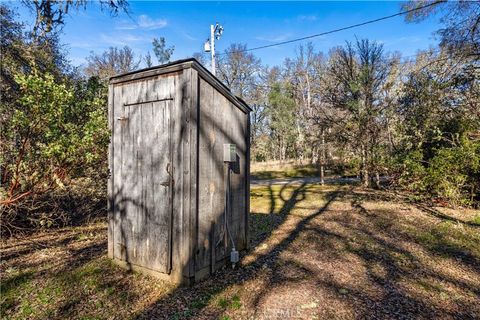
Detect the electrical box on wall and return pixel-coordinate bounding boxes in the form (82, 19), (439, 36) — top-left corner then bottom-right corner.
(223, 144), (236, 162)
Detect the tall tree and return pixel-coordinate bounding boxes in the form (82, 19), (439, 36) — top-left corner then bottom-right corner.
(396, 48), (480, 204)
(324, 39), (392, 187)
(267, 82), (297, 162)
(152, 37), (174, 64)
(84, 46), (141, 79)
(1, 1), (126, 233)
(193, 51), (209, 67)
(216, 43), (266, 161)
(403, 1), (480, 59)
(216, 43), (262, 100)
(285, 43), (326, 178)
(22, 0), (129, 38)
(144, 51), (153, 67)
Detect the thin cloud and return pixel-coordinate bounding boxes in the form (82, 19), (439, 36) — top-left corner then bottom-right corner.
(116, 14), (168, 30)
(69, 41), (97, 49)
(181, 32), (198, 41)
(255, 32), (293, 43)
(100, 33), (148, 46)
(298, 15), (318, 22)
(138, 15), (168, 29)
(382, 36), (423, 47)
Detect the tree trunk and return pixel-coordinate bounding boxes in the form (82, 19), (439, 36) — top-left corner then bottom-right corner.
(280, 138), (286, 163)
(374, 171), (380, 189)
(327, 127), (332, 160)
(320, 128), (325, 185)
(361, 143), (369, 187)
(311, 145), (318, 166)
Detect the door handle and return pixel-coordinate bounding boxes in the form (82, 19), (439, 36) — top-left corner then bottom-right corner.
(163, 163), (174, 187)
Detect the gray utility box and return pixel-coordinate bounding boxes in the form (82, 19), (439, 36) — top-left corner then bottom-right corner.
(107, 58), (251, 285)
(223, 144), (236, 162)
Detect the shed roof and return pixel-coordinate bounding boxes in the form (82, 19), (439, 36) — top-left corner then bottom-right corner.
(109, 58), (251, 113)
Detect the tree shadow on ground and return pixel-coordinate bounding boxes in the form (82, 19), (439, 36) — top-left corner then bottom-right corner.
(135, 184), (345, 319)
(136, 183), (479, 319)
(340, 192), (479, 318)
(249, 182), (309, 247)
(351, 190), (480, 273)
(0, 224), (144, 319)
(351, 187), (480, 228)
(414, 203), (480, 228)
(3, 183), (479, 319)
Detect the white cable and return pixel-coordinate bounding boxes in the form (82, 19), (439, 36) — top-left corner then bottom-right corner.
(225, 164), (236, 249)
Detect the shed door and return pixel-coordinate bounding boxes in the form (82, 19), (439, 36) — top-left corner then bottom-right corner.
(115, 99), (173, 273)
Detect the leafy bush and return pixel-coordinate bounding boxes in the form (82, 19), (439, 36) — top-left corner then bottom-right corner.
(426, 139), (480, 206)
(397, 139), (480, 206)
(0, 71), (109, 234)
(331, 158), (361, 177)
(397, 150), (428, 193)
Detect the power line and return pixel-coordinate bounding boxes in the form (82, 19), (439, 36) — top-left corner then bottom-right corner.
(217, 0), (446, 56)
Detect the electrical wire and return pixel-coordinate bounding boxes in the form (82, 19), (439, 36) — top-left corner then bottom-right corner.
(217, 0), (446, 56)
(225, 164), (235, 250)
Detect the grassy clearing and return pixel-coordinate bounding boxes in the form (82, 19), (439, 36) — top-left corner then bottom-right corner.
(0, 224), (174, 320)
(472, 214), (480, 226)
(251, 161), (319, 180)
(1, 182), (479, 319)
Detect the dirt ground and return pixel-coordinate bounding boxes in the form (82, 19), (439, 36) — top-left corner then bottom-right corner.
(1, 183), (479, 320)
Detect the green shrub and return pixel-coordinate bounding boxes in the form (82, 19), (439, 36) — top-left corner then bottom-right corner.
(0, 72), (109, 234)
(397, 150), (428, 193)
(397, 138), (480, 206)
(426, 139), (480, 206)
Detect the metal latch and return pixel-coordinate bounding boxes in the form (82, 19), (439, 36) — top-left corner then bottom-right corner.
(160, 180), (170, 187)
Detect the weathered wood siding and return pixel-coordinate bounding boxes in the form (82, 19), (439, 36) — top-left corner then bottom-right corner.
(195, 77), (248, 273)
(110, 72), (185, 278)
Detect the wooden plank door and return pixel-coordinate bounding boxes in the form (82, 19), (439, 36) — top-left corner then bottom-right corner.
(114, 98), (173, 274)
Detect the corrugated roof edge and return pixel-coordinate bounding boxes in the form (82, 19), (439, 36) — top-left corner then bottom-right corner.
(109, 57), (252, 113)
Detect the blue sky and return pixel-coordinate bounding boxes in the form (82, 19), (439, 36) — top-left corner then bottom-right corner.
(11, 1), (442, 68)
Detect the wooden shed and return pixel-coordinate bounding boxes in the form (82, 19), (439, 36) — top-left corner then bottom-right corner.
(107, 58), (251, 285)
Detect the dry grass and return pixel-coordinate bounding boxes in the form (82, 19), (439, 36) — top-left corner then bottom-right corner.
(251, 161), (319, 180)
(1, 183), (479, 319)
(0, 223), (175, 319)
